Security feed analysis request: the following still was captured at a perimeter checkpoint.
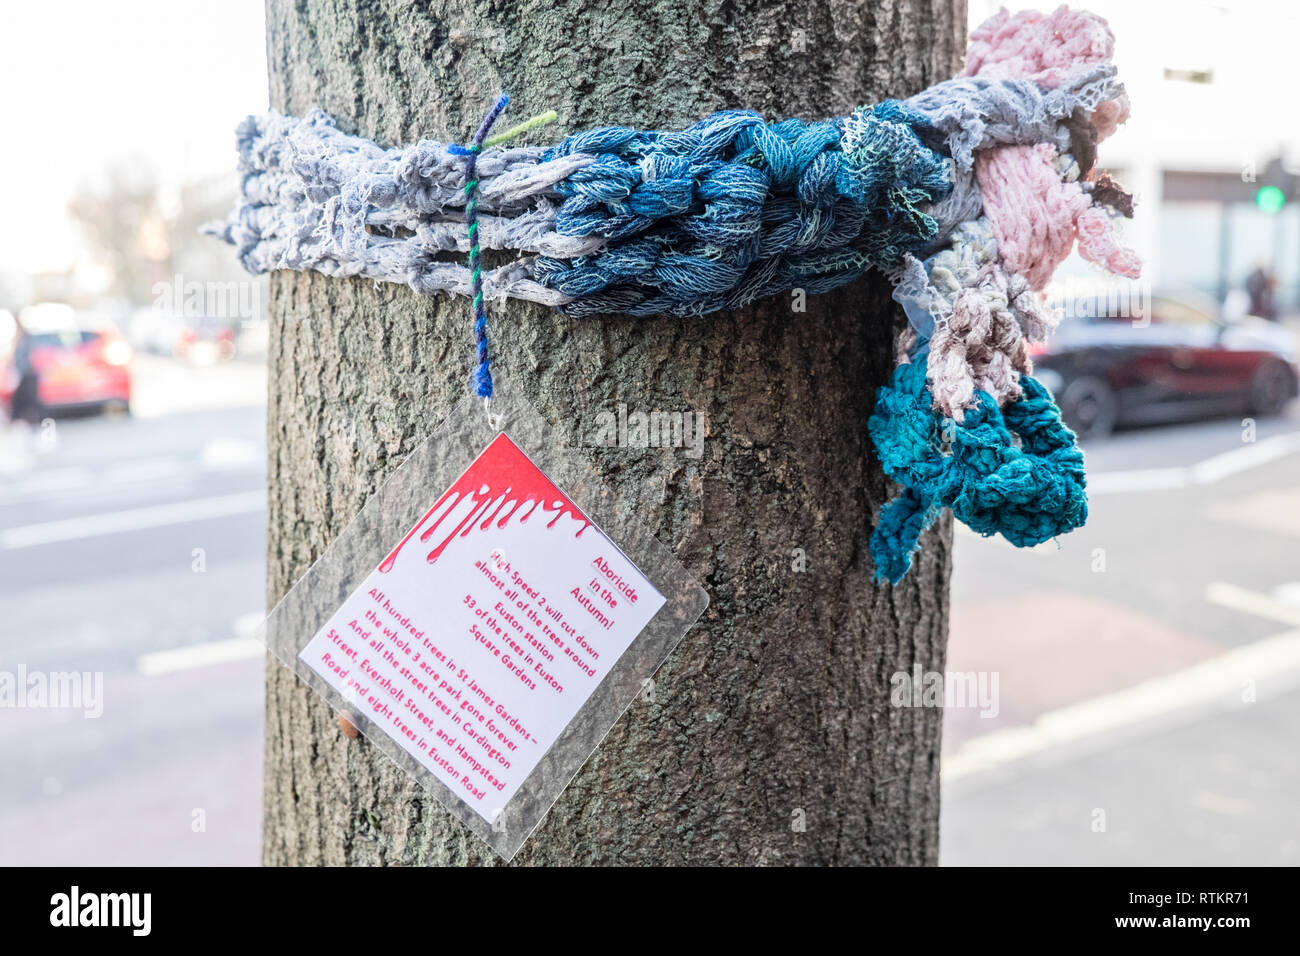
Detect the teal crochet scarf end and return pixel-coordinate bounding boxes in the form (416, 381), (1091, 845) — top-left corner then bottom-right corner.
(868, 360), (1089, 584)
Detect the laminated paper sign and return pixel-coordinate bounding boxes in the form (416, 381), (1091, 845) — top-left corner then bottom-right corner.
(262, 382), (707, 859)
(299, 432), (666, 818)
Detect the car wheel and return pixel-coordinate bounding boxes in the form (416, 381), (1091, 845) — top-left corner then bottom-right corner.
(1248, 359), (1294, 416)
(1060, 376), (1118, 439)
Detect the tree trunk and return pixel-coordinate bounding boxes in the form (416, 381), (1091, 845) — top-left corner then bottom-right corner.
(262, 0), (964, 866)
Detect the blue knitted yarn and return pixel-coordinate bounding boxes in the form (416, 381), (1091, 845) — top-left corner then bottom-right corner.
(868, 359), (1088, 583)
(533, 102), (951, 317)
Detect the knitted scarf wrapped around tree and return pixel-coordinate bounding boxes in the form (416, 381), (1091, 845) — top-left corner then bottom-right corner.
(205, 4), (1139, 583)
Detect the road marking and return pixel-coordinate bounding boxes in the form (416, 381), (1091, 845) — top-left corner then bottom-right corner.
(1087, 431), (1300, 496)
(103, 457), (188, 484)
(201, 438), (263, 469)
(232, 611), (265, 637)
(1206, 581), (1300, 628)
(1274, 582), (1300, 607)
(0, 466), (94, 502)
(1086, 467), (1188, 495)
(942, 628), (1300, 782)
(953, 523), (1056, 551)
(137, 635), (264, 676)
(1190, 789), (1253, 817)
(1191, 432), (1300, 483)
(0, 490), (265, 549)
(0, 442), (263, 505)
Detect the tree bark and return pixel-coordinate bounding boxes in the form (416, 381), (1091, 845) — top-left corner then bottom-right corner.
(262, 0), (964, 866)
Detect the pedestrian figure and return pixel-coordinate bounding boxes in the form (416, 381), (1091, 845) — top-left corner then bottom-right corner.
(8, 323), (41, 425)
(1246, 265), (1277, 321)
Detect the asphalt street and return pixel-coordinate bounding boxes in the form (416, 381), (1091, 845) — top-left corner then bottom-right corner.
(0, 354), (1296, 865)
(942, 404), (1300, 865)
(0, 359), (266, 865)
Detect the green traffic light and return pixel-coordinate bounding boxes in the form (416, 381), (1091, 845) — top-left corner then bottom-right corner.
(1255, 184), (1286, 213)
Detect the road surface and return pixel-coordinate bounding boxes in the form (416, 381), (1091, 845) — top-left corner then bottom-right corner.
(1, 354), (1297, 864)
(0, 359), (266, 865)
(942, 405), (1300, 865)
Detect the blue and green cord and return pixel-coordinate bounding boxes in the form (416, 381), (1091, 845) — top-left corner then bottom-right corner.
(449, 92), (511, 400)
(451, 95), (560, 401)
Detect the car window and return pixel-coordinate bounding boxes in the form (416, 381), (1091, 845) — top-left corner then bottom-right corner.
(198, 317), (234, 334)
(26, 329), (100, 348)
(1150, 298), (1213, 326)
(29, 331), (79, 348)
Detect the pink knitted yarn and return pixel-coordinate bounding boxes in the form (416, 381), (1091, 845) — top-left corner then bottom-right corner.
(931, 284), (1027, 419)
(902, 6), (1141, 423)
(977, 143), (1139, 290)
(965, 5), (1116, 87)
(1089, 95), (1129, 142)
(924, 262), (1056, 421)
(965, 6), (1140, 291)
(965, 5), (1130, 141)
(1076, 204), (1141, 277)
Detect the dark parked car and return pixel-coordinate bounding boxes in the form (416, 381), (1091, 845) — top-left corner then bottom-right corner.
(1031, 292), (1298, 438)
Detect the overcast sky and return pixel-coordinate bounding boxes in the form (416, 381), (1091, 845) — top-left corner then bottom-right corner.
(3, 0), (1299, 293)
(0, 1), (268, 277)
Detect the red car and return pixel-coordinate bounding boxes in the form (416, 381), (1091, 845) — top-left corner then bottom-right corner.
(174, 315), (238, 363)
(1, 305), (132, 418)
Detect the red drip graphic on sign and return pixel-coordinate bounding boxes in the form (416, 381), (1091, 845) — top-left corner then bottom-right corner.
(379, 433), (591, 572)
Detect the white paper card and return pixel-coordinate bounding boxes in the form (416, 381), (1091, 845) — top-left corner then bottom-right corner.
(298, 432), (667, 823)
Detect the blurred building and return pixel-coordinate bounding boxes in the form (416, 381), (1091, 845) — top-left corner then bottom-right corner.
(970, 0), (1300, 310)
